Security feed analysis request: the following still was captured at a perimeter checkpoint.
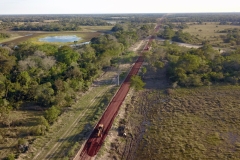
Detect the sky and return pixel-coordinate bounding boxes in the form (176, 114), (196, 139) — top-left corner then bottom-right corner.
(0, 0), (240, 14)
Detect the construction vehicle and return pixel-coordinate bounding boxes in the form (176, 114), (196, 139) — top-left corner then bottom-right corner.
(96, 124), (104, 137)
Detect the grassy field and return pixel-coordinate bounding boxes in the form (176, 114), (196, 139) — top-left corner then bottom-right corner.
(183, 22), (240, 47)
(0, 110), (44, 159)
(26, 85), (117, 160)
(131, 85), (240, 160)
(79, 25), (113, 32)
(0, 31), (25, 43)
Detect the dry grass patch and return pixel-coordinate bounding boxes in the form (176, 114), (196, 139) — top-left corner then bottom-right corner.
(79, 26), (113, 32)
(131, 85), (240, 159)
(183, 22), (240, 46)
(184, 22), (240, 38)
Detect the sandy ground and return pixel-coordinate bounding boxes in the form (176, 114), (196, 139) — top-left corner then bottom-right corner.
(157, 37), (225, 53)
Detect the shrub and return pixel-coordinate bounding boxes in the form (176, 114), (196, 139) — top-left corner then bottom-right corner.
(30, 125), (47, 136)
(45, 106), (61, 124)
(4, 153), (15, 160)
(130, 75), (145, 91)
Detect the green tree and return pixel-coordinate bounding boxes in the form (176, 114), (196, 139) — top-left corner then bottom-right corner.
(17, 71), (31, 86)
(162, 27), (175, 39)
(34, 82), (54, 107)
(130, 75), (145, 91)
(0, 74), (6, 98)
(45, 106), (60, 124)
(177, 54), (201, 73)
(38, 116), (49, 130)
(0, 47), (16, 74)
(55, 46), (79, 65)
(79, 45), (96, 63)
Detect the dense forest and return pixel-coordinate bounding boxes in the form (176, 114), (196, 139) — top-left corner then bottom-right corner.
(0, 21), (152, 128)
(143, 40), (240, 87)
(12, 23), (81, 31)
(165, 13), (240, 24)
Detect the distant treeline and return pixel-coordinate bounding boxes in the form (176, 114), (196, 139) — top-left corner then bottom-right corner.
(0, 14), (161, 23)
(165, 13), (240, 24)
(12, 23), (81, 31)
(0, 14), (159, 31)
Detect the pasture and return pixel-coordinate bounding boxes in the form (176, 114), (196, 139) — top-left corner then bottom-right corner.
(183, 22), (240, 46)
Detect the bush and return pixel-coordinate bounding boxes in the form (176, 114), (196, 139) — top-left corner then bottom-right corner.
(38, 116), (49, 130)
(45, 106), (61, 124)
(30, 125), (47, 136)
(130, 75), (145, 91)
(4, 153), (15, 160)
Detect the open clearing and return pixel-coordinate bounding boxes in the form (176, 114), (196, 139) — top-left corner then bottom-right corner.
(183, 22), (240, 38)
(79, 26), (113, 32)
(128, 84), (240, 159)
(183, 22), (240, 46)
(0, 25), (112, 45)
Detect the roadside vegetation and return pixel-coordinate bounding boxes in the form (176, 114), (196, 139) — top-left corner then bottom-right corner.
(116, 39), (240, 160)
(2, 13), (240, 160)
(105, 13), (240, 158)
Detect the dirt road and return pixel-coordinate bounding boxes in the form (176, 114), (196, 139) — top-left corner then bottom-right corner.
(79, 55), (144, 159)
(78, 40), (153, 160)
(78, 20), (161, 160)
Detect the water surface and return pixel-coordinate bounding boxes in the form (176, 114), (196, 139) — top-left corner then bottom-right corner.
(39, 35), (81, 43)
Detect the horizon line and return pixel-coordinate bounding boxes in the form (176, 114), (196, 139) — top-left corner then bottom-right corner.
(0, 12), (240, 16)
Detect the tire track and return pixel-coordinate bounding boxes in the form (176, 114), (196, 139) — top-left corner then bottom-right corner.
(32, 85), (113, 160)
(45, 86), (112, 160)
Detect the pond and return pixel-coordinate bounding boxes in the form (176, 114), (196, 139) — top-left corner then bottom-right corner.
(39, 35), (81, 43)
